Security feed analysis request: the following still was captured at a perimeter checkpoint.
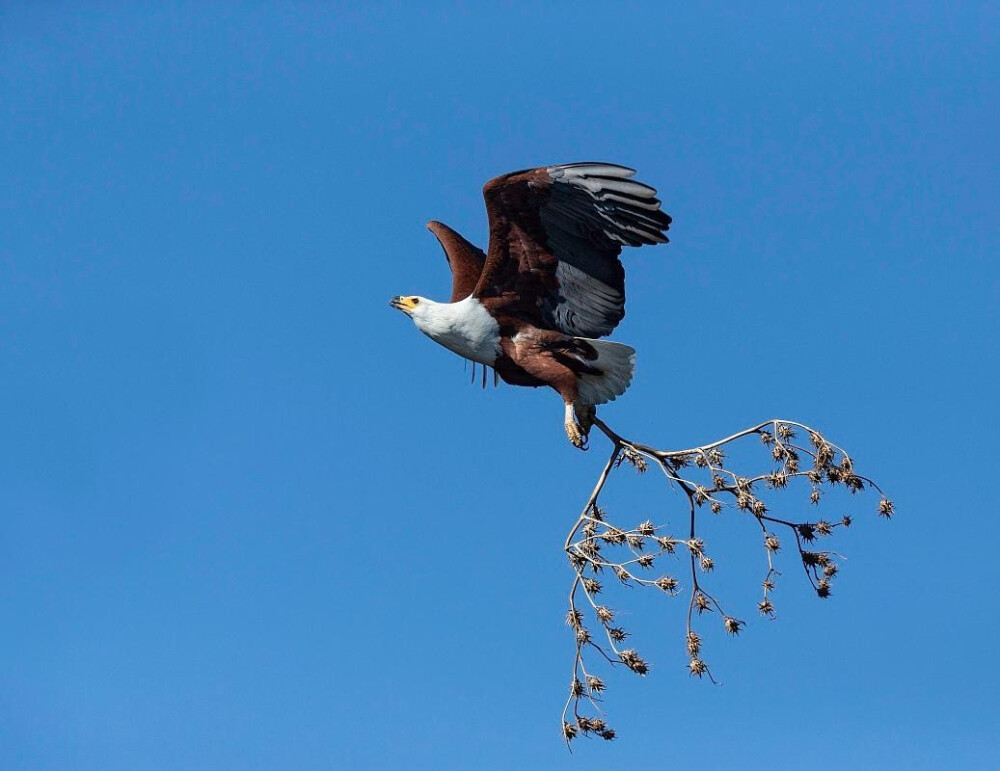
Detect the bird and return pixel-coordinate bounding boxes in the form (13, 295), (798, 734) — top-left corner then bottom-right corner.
(390, 162), (671, 448)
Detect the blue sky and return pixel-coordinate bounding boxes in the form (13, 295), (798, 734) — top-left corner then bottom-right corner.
(1, 2), (998, 768)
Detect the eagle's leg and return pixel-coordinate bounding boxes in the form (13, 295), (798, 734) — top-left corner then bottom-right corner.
(497, 331), (595, 449)
(563, 402), (588, 449)
(564, 401), (597, 449)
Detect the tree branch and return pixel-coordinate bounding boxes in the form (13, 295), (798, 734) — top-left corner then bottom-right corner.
(561, 418), (893, 746)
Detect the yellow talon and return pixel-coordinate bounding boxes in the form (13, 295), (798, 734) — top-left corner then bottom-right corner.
(565, 419), (585, 448)
(564, 403), (590, 450)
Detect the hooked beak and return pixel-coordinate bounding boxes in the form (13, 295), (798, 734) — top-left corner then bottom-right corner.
(390, 295), (417, 313)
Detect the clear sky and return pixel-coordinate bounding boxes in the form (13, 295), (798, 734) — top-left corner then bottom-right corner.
(2, 2), (998, 769)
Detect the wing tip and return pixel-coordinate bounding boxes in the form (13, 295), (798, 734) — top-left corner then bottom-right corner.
(546, 166), (672, 246)
(548, 162), (638, 178)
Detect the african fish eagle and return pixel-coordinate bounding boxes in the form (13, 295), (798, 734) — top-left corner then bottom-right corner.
(391, 163), (671, 448)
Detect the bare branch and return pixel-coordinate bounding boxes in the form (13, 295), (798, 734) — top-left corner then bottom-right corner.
(561, 417), (892, 744)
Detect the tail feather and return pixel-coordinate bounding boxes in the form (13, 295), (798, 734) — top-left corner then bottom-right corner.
(575, 338), (636, 405)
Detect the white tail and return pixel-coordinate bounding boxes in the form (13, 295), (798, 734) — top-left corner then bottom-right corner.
(575, 339), (636, 405)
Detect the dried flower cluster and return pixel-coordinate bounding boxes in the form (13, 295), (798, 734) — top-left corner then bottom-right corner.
(562, 418), (892, 746)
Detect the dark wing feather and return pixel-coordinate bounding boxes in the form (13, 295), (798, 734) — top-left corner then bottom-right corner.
(427, 220), (486, 302)
(475, 163), (671, 337)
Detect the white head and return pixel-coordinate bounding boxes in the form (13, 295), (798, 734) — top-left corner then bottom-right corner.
(389, 295), (440, 333)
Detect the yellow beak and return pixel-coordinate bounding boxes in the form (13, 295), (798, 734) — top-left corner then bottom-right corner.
(389, 295), (418, 313)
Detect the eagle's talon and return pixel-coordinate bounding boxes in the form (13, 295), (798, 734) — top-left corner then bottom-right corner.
(565, 412), (590, 450)
(565, 419), (586, 449)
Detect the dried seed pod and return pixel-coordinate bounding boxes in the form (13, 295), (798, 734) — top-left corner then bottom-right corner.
(655, 576), (679, 595)
(619, 649), (648, 675)
(776, 423), (795, 440)
(656, 536), (677, 553)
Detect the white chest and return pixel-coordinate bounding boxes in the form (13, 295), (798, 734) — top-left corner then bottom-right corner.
(414, 297), (501, 366)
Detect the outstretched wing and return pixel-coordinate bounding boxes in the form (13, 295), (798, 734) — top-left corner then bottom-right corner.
(475, 163), (671, 338)
(427, 220), (486, 302)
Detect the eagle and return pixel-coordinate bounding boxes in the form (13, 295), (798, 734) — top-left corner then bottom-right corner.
(391, 163), (671, 448)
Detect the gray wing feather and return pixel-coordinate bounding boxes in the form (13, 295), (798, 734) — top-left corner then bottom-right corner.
(535, 163), (671, 337)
